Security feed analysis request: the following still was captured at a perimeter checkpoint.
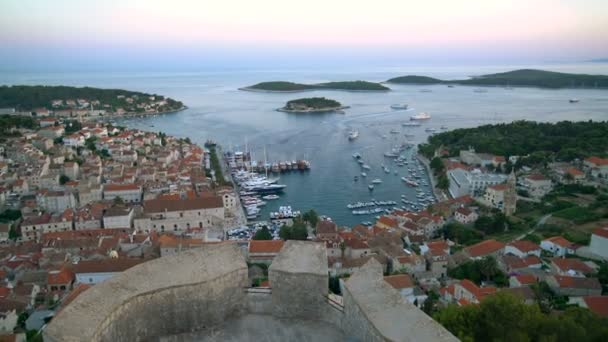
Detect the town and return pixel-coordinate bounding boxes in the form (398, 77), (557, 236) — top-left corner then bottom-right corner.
(0, 112), (607, 340)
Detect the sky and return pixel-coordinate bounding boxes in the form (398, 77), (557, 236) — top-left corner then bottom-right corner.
(1, 0), (607, 71)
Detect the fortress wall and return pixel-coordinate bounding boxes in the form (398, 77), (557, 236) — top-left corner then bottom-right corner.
(44, 243), (248, 342)
(268, 241), (329, 320)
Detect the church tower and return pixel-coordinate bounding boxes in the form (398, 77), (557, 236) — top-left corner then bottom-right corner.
(504, 169), (517, 216)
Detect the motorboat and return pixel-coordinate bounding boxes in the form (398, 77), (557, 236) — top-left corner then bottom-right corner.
(262, 195), (280, 200)
(569, 98), (580, 103)
(390, 104), (408, 110)
(410, 112), (431, 120)
(368, 184), (375, 190)
(371, 179), (382, 184)
(402, 122), (422, 127)
(361, 172), (367, 177)
(348, 129), (359, 141)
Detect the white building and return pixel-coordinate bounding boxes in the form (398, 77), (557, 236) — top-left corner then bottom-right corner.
(589, 227), (608, 260)
(63, 133), (85, 147)
(505, 240), (541, 258)
(584, 157), (608, 178)
(103, 207), (134, 229)
(541, 236), (576, 257)
(522, 174), (553, 199)
(454, 207), (478, 224)
(103, 183), (142, 203)
(37, 190), (77, 213)
(448, 168), (507, 198)
(134, 197), (225, 233)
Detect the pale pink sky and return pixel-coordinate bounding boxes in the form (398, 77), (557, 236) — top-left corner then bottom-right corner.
(1, 0), (607, 69)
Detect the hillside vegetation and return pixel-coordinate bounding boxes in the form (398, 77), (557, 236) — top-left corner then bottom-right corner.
(387, 69), (608, 88)
(419, 120), (608, 163)
(283, 97), (342, 111)
(244, 80), (389, 92)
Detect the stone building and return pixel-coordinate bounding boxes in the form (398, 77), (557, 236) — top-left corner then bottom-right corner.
(134, 197), (225, 233)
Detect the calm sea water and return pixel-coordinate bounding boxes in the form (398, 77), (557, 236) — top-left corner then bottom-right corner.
(2, 64), (608, 226)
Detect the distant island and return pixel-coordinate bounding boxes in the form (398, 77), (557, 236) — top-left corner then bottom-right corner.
(387, 69), (608, 89)
(241, 80), (390, 92)
(0, 85), (185, 117)
(277, 97), (347, 113)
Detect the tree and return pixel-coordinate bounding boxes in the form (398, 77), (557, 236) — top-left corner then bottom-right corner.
(253, 226), (272, 240)
(478, 256), (498, 281)
(430, 157), (444, 175)
(113, 196), (124, 206)
(8, 225), (18, 241)
(423, 290), (439, 315)
(59, 174), (70, 185)
(437, 174), (449, 190)
(302, 209), (319, 228)
(278, 221), (308, 241)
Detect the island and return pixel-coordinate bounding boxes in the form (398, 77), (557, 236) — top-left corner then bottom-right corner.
(241, 80), (390, 92)
(277, 97), (347, 113)
(0, 85), (186, 118)
(386, 69), (608, 89)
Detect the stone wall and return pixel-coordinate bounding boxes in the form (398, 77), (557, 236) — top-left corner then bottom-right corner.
(44, 243), (248, 342)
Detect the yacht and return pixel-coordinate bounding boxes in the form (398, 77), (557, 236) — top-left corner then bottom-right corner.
(368, 184), (375, 190)
(262, 194), (280, 200)
(361, 172), (367, 177)
(371, 179), (382, 184)
(383, 166), (390, 173)
(361, 164), (371, 170)
(425, 127), (437, 133)
(410, 112), (431, 120)
(348, 129), (359, 141)
(569, 98), (580, 103)
(390, 129), (400, 134)
(352, 152), (362, 159)
(390, 104), (408, 110)
(402, 122), (422, 127)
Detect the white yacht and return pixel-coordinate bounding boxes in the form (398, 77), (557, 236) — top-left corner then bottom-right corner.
(371, 179), (382, 184)
(410, 112), (431, 120)
(348, 129), (359, 141)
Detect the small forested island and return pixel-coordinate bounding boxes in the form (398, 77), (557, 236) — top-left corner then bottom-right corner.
(387, 69), (608, 88)
(419, 120), (608, 163)
(278, 97), (347, 113)
(241, 80), (390, 92)
(0, 85), (185, 117)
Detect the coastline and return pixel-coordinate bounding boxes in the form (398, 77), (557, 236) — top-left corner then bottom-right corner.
(417, 153), (448, 202)
(239, 87), (390, 93)
(386, 81), (608, 90)
(95, 105), (188, 121)
(276, 105), (350, 113)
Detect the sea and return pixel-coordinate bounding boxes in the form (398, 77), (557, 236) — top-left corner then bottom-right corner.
(2, 63), (608, 227)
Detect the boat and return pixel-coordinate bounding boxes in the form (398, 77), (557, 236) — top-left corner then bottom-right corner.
(348, 129), (359, 141)
(410, 112), (431, 120)
(368, 184), (374, 191)
(425, 127), (437, 133)
(262, 194), (280, 200)
(402, 121), (421, 127)
(361, 172), (367, 177)
(361, 164), (371, 170)
(420, 89), (432, 93)
(390, 129), (400, 134)
(384, 152), (399, 158)
(352, 152), (362, 159)
(569, 98), (580, 103)
(383, 166), (390, 173)
(447, 85), (454, 88)
(474, 89), (488, 93)
(371, 179), (382, 184)
(390, 104), (408, 110)
(440, 125), (448, 130)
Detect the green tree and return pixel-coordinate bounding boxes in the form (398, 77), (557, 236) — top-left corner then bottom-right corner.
(437, 174), (449, 190)
(423, 290), (439, 315)
(478, 256), (498, 282)
(302, 209), (319, 228)
(430, 157), (444, 175)
(278, 221), (308, 241)
(113, 196), (124, 206)
(8, 225), (18, 241)
(59, 174), (70, 185)
(252, 226), (272, 240)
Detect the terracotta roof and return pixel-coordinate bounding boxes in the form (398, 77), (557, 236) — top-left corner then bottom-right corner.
(455, 207), (473, 216)
(345, 238), (369, 249)
(507, 240), (540, 253)
(249, 240), (285, 254)
(513, 274), (537, 285)
(377, 216), (398, 228)
(553, 276), (601, 290)
(585, 156), (608, 166)
(459, 279), (496, 301)
(0, 287), (10, 298)
(144, 197), (223, 212)
(551, 258), (594, 274)
(583, 296), (608, 317)
(316, 220), (337, 235)
(465, 239), (505, 258)
(104, 183), (141, 191)
(384, 274), (414, 289)
(70, 258), (147, 274)
(592, 227), (608, 239)
(526, 174), (548, 181)
(502, 255), (542, 269)
(488, 183), (508, 191)
(48, 267), (75, 285)
(545, 236), (573, 248)
(566, 167), (584, 176)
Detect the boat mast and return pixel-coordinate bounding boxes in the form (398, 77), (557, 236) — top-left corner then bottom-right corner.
(264, 145), (268, 178)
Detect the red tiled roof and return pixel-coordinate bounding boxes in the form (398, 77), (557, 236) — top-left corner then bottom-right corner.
(465, 239), (505, 258)
(0, 287), (10, 298)
(513, 274), (537, 285)
(553, 276), (601, 290)
(507, 240), (540, 253)
(249, 240), (285, 254)
(70, 258), (147, 274)
(488, 183), (508, 191)
(526, 174), (548, 181)
(316, 220), (337, 235)
(545, 236), (573, 248)
(503, 255), (542, 269)
(144, 197), (223, 212)
(48, 267), (75, 285)
(460, 279), (496, 301)
(566, 167), (584, 176)
(384, 274), (414, 289)
(585, 156), (608, 166)
(551, 258), (594, 274)
(377, 216), (398, 228)
(592, 227), (608, 239)
(455, 207), (472, 216)
(104, 183), (140, 191)
(583, 296), (608, 317)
